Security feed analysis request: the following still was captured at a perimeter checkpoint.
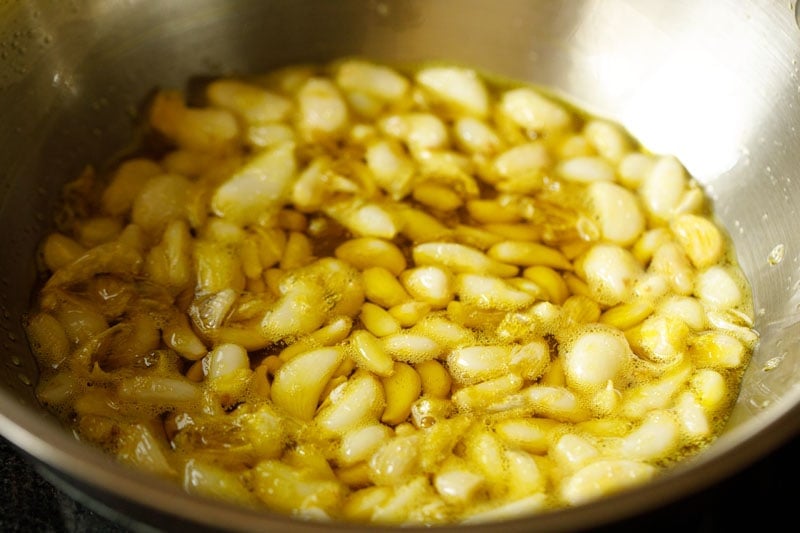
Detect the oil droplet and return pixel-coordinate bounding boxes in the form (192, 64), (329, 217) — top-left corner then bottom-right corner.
(763, 355), (784, 371)
(748, 396), (771, 409)
(10, 355), (20, 366)
(17, 373), (31, 386)
(768, 243), (786, 265)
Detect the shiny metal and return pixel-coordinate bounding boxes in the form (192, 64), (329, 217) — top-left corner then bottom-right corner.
(1, 0), (799, 531)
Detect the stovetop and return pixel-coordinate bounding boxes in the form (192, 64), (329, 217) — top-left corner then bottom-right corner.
(1, 432), (797, 532)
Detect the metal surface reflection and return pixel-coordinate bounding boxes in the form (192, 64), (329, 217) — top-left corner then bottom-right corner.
(1, 1), (799, 531)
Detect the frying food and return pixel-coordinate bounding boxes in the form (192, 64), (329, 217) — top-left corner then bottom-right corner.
(24, 58), (758, 524)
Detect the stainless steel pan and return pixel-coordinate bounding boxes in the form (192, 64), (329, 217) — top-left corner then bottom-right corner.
(1, 1), (799, 531)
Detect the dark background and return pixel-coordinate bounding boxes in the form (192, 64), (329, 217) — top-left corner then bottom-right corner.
(1, 432), (797, 532)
